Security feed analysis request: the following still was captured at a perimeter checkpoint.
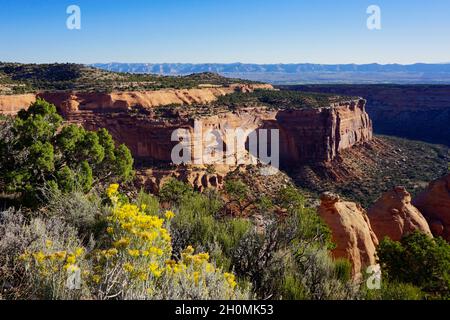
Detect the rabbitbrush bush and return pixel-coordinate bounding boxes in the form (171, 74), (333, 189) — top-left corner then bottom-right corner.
(0, 208), (90, 299)
(4, 184), (250, 300)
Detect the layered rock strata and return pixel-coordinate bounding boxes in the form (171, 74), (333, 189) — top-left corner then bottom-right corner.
(60, 99), (372, 168)
(0, 84), (273, 115)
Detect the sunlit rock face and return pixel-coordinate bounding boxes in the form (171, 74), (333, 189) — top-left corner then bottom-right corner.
(318, 192), (379, 277)
(0, 94), (36, 115)
(368, 186), (432, 241)
(0, 89), (372, 171)
(264, 99), (372, 166)
(414, 174), (450, 241)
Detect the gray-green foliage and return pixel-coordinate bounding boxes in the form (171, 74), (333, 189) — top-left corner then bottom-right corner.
(0, 208), (90, 299)
(169, 187), (251, 270)
(363, 281), (424, 300)
(162, 178), (347, 300)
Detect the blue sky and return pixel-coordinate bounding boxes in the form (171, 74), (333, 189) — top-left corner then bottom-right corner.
(0, 0), (449, 64)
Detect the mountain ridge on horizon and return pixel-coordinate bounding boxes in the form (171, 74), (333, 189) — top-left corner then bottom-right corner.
(91, 62), (450, 84)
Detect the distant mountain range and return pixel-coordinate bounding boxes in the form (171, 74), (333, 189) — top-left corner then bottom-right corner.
(91, 63), (450, 84)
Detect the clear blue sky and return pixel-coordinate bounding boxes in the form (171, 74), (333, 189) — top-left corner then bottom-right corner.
(1, 0), (449, 64)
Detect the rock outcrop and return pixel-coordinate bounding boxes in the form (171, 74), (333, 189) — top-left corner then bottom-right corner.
(67, 109), (267, 165)
(61, 98), (371, 170)
(0, 94), (36, 115)
(0, 84), (273, 115)
(414, 174), (450, 241)
(136, 167), (225, 194)
(0, 85), (372, 170)
(368, 186), (432, 241)
(267, 99), (372, 165)
(39, 84), (273, 114)
(318, 192), (379, 276)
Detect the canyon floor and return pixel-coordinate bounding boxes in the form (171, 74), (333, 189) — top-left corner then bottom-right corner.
(293, 135), (449, 208)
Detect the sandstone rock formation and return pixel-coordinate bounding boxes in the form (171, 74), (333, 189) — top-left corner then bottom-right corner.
(0, 85), (372, 172)
(414, 174), (450, 241)
(0, 94), (36, 115)
(0, 84), (273, 115)
(318, 192), (378, 276)
(368, 186), (432, 241)
(266, 99), (372, 165)
(39, 84), (273, 114)
(67, 109), (266, 165)
(60, 98), (371, 171)
(136, 167), (225, 194)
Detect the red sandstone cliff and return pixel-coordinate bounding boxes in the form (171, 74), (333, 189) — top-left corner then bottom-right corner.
(413, 174), (450, 241)
(368, 186), (432, 241)
(62, 98), (371, 168)
(318, 192), (379, 276)
(0, 88), (372, 173)
(0, 84), (273, 115)
(0, 94), (36, 115)
(267, 99), (372, 165)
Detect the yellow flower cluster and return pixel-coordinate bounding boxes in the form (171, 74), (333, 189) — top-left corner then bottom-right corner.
(20, 244), (85, 278)
(164, 210), (175, 220)
(106, 183), (119, 199)
(94, 184), (174, 283)
(224, 272), (237, 289)
(19, 184), (244, 298)
(102, 184), (241, 293)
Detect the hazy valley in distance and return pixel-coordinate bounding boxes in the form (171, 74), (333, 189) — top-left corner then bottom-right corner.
(92, 62), (450, 84)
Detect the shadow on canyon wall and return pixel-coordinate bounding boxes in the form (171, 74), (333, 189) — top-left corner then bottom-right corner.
(279, 85), (450, 147)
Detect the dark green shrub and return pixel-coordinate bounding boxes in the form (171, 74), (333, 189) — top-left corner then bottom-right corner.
(158, 178), (194, 206)
(364, 281), (424, 300)
(377, 232), (450, 299)
(0, 99), (134, 207)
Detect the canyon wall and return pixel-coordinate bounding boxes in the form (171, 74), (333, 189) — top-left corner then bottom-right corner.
(286, 85), (450, 147)
(0, 83), (273, 115)
(66, 110), (266, 164)
(0, 94), (37, 115)
(0, 89), (372, 168)
(63, 98), (371, 168)
(266, 99), (372, 166)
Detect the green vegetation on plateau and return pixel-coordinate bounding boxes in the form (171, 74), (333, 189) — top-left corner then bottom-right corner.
(0, 63), (258, 94)
(151, 89), (355, 120)
(213, 89), (354, 110)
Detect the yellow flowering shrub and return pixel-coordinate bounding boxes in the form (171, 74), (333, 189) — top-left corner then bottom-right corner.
(19, 234), (90, 299)
(91, 184), (250, 300)
(18, 184), (249, 300)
